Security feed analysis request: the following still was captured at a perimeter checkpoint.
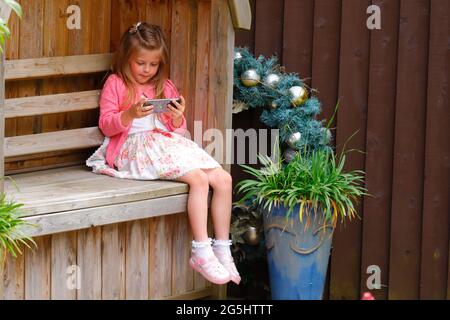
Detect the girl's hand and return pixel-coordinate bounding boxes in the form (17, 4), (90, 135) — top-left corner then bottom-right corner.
(167, 95), (186, 120)
(127, 96), (154, 119)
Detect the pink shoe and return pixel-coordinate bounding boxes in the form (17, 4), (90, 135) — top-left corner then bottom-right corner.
(213, 250), (241, 285)
(189, 254), (231, 285)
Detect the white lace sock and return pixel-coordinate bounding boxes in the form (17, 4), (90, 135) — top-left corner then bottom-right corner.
(191, 238), (215, 260)
(211, 239), (233, 258)
(212, 239), (241, 284)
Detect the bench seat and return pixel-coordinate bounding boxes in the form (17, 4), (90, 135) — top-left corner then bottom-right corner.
(4, 165), (201, 237)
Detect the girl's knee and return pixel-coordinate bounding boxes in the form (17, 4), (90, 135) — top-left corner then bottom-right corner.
(212, 170), (232, 191)
(187, 169), (209, 189)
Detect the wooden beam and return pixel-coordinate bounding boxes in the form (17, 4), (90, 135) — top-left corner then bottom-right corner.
(4, 127), (104, 158)
(4, 53), (113, 81)
(5, 90), (100, 118)
(228, 0), (252, 30)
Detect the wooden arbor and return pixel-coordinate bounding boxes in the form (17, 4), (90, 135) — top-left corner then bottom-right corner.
(0, 0), (250, 300)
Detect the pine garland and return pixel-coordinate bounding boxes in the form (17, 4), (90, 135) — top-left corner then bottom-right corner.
(233, 47), (332, 155)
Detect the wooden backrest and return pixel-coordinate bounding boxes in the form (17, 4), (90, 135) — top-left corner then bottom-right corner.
(4, 54), (111, 158)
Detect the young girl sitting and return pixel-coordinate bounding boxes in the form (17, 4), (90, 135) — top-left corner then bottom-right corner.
(86, 22), (240, 285)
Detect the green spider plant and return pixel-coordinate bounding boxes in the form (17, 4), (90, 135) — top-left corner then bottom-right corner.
(234, 138), (368, 229)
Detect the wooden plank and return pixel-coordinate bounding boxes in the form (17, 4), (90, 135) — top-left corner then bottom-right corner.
(228, 0), (252, 30)
(149, 215), (173, 299)
(20, 193), (191, 237)
(254, 0), (283, 57)
(360, 0), (400, 300)
(194, 1), (211, 146)
(101, 223), (126, 300)
(166, 287), (213, 300)
(283, 0), (314, 85)
(330, 0), (371, 300)
(419, 0), (449, 300)
(4, 126), (104, 158)
(24, 236), (51, 300)
(5, 90), (100, 118)
(172, 212), (194, 295)
(5, 166), (189, 217)
(77, 227), (102, 299)
(170, 0), (198, 136)
(0, 246), (25, 299)
(208, 0), (234, 172)
(388, 0), (430, 300)
(311, 0), (341, 140)
(51, 231), (77, 299)
(4, 53), (113, 81)
(145, 0), (173, 60)
(125, 219), (149, 299)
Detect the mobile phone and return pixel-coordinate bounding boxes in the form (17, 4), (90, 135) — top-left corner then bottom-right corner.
(142, 98), (181, 113)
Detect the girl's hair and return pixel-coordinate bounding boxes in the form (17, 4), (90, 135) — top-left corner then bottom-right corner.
(112, 22), (169, 108)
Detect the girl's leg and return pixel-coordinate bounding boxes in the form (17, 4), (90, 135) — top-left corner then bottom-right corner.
(202, 167), (241, 285)
(175, 168), (231, 284)
(201, 167), (233, 240)
(174, 169), (210, 242)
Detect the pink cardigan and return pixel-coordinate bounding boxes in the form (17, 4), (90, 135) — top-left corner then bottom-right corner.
(98, 74), (187, 169)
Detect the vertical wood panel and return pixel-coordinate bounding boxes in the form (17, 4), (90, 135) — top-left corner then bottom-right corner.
(51, 232), (77, 299)
(388, 0), (430, 300)
(283, 0), (314, 85)
(193, 0), (210, 147)
(172, 212), (194, 295)
(0, 246), (24, 299)
(254, 0), (284, 57)
(149, 215), (173, 299)
(330, 0), (371, 300)
(125, 220), (149, 300)
(208, 0), (234, 171)
(360, 0), (400, 300)
(77, 227), (102, 299)
(101, 224), (126, 300)
(310, 0), (341, 139)
(25, 236), (51, 300)
(419, 0), (449, 300)
(170, 0), (198, 135)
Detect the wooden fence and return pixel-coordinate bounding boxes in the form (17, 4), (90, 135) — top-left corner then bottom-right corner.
(231, 0), (449, 300)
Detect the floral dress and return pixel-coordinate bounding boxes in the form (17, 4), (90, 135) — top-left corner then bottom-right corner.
(86, 113), (221, 180)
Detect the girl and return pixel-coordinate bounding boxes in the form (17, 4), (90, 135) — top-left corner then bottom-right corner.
(86, 22), (240, 285)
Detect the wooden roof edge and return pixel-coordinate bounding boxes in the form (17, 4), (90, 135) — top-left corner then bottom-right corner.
(228, 0), (252, 31)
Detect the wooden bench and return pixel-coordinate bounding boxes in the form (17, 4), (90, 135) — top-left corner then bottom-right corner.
(0, 0), (251, 301)
(0, 53), (219, 300)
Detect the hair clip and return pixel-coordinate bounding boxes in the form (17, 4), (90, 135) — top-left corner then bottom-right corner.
(129, 21), (142, 34)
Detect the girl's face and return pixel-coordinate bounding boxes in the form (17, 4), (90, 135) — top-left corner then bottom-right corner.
(129, 48), (161, 85)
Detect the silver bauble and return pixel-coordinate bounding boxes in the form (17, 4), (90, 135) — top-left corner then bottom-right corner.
(286, 132), (302, 150)
(264, 73), (281, 87)
(241, 69), (261, 87)
(283, 148), (298, 163)
(289, 86), (308, 106)
(243, 226), (260, 246)
(234, 51), (243, 60)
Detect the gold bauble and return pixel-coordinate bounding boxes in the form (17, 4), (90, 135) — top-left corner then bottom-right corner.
(289, 86), (308, 106)
(243, 226), (260, 246)
(241, 69), (261, 87)
(270, 101), (278, 109)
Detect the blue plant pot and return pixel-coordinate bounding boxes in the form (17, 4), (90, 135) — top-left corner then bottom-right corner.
(262, 202), (334, 300)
